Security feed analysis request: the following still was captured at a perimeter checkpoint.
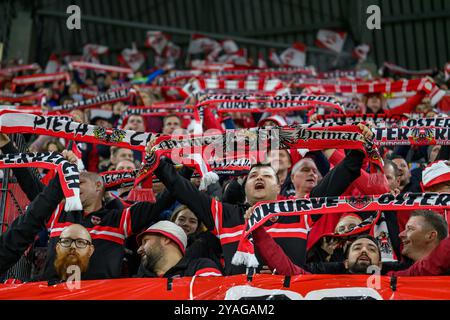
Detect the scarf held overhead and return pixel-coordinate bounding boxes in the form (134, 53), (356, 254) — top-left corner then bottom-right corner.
(232, 193), (450, 268)
(0, 152), (82, 211)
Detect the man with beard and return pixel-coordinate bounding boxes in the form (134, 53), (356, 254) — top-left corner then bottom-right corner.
(135, 221), (222, 277)
(248, 210), (450, 276)
(151, 124), (374, 275)
(53, 224), (94, 281)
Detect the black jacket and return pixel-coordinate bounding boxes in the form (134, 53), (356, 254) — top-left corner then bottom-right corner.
(0, 177), (62, 275)
(136, 256), (222, 278)
(154, 150), (365, 275)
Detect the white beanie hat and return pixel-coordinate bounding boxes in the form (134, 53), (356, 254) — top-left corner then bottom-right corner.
(137, 221), (187, 254)
(422, 160), (450, 189)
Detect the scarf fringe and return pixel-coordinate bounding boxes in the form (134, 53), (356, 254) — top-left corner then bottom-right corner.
(231, 251), (260, 268)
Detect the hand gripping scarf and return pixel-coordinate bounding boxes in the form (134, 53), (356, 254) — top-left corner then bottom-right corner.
(0, 152), (82, 211)
(138, 124), (381, 188)
(232, 192), (450, 268)
(100, 169), (139, 191)
(0, 110), (156, 151)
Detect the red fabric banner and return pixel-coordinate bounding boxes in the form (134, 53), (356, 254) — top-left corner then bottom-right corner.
(0, 275), (449, 300)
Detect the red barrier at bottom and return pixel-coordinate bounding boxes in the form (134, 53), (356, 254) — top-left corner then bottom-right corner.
(1, 275), (450, 300)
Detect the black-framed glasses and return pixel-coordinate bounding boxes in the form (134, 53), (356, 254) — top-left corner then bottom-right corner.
(58, 238), (92, 249)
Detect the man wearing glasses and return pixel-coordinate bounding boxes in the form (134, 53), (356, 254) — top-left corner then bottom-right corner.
(54, 224), (94, 281)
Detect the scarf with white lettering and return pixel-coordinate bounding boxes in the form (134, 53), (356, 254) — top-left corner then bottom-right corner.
(100, 169), (139, 191)
(49, 88), (136, 112)
(197, 94), (347, 114)
(0, 152), (82, 211)
(138, 124), (381, 187)
(296, 78), (438, 95)
(118, 104), (197, 128)
(312, 115), (450, 128)
(232, 193), (450, 268)
(182, 79), (284, 97)
(0, 92), (45, 104)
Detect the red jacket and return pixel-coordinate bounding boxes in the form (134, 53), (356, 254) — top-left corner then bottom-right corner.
(253, 226), (450, 276)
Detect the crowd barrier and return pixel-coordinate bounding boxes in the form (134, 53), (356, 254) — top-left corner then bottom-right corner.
(0, 274), (450, 300)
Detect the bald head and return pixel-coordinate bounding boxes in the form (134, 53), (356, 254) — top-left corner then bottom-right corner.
(60, 224), (92, 242)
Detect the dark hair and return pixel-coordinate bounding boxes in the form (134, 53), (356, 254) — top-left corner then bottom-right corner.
(384, 159), (400, 177)
(345, 234), (381, 259)
(411, 210), (448, 241)
(248, 163), (279, 184)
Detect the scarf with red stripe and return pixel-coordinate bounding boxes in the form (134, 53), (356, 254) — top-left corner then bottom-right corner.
(139, 124), (381, 187)
(0, 91), (45, 104)
(197, 94), (347, 114)
(232, 193), (450, 268)
(382, 62), (435, 77)
(0, 152), (82, 211)
(11, 72), (71, 91)
(0, 64), (41, 76)
(313, 114), (450, 128)
(296, 78), (441, 99)
(68, 61), (133, 75)
(182, 79), (284, 97)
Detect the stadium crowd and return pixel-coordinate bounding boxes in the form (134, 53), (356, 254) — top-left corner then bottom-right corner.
(0, 37), (450, 284)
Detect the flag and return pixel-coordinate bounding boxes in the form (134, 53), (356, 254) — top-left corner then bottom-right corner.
(353, 44), (370, 63)
(145, 31), (169, 56)
(445, 62), (450, 81)
(83, 44), (109, 60)
(258, 53), (267, 69)
(154, 41), (181, 69)
(218, 48), (250, 66)
(118, 43), (146, 71)
(269, 49), (282, 66)
(44, 54), (60, 74)
(188, 34), (221, 55)
(315, 29), (347, 53)
(280, 42), (306, 67)
(221, 39), (239, 54)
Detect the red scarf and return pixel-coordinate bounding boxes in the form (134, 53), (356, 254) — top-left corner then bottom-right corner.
(233, 193), (450, 268)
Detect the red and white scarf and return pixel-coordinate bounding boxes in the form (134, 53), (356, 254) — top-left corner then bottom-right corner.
(297, 78), (437, 94)
(197, 94), (347, 114)
(233, 193), (450, 268)
(313, 114), (450, 128)
(182, 79), (284, 97)
(0, 64), (41, 76)
(69, 61), (133, 75)
(382, 62), (435, 77)
(11, 72), (71, 91)
(0, 152), (82, 211)
(0, 91), (45, 104)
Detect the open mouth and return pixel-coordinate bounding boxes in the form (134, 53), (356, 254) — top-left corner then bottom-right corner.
(255, 182), (265, 190)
